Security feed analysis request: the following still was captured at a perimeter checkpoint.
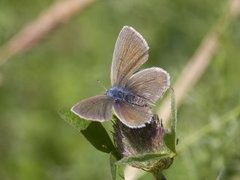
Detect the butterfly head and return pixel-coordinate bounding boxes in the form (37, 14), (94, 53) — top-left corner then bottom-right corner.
(106, 86), (127, 100)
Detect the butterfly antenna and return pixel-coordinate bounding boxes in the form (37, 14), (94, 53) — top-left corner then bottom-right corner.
(97, 80), (107, 91)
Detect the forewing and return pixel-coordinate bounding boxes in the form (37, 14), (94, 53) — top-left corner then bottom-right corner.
(71, 95), (113, 122)
(111, 26), (149, 86)
(113, 101), (153, 128)
(126, 67), (170, 103)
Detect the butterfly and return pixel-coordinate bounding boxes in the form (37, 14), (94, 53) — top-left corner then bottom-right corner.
(71, 26), (170, 128)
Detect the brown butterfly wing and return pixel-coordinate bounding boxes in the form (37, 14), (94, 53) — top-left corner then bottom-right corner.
(111, 26), (149, 87)
(113, 101), (153, 128)
(126, 67), (170, 103)
(71, 95), (113, 122)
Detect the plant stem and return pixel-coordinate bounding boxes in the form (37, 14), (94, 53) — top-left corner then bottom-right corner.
(152, 171), (166, 180)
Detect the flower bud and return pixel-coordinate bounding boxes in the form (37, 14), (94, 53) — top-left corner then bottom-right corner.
(113, 114), (174, 172)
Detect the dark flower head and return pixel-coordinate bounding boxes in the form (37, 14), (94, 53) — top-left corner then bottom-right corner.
(113, 114), (173, 172)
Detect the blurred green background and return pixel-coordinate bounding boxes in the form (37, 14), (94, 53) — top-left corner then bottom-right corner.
(0, 0), (240, 179)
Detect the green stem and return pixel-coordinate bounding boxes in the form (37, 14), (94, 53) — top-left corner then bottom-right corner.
(152, 170), (166, 180)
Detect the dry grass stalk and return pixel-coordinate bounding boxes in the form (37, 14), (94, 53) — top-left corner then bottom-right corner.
(0, 0), (94, 65)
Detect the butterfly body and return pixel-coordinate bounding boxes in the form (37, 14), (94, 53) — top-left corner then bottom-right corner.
(71, 26), (170, 128)
(106, 87), (149, 107)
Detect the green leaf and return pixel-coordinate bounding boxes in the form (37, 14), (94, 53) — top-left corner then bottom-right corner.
(59, 108), (116, 154)
(59, 108), (91, 131)
(116, 152), (174, 172)
(170, 88), (177, 135)
(81, 122), (116, 153)
(116, 152), (174, 165)
(164, 88), (177, 153)
(110, 152), (124, 180)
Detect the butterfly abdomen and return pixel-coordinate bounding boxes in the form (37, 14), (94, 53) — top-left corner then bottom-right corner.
(125, 94), (148, 107)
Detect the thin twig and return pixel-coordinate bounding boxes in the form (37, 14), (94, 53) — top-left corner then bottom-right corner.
(0, 0), (94, 66)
